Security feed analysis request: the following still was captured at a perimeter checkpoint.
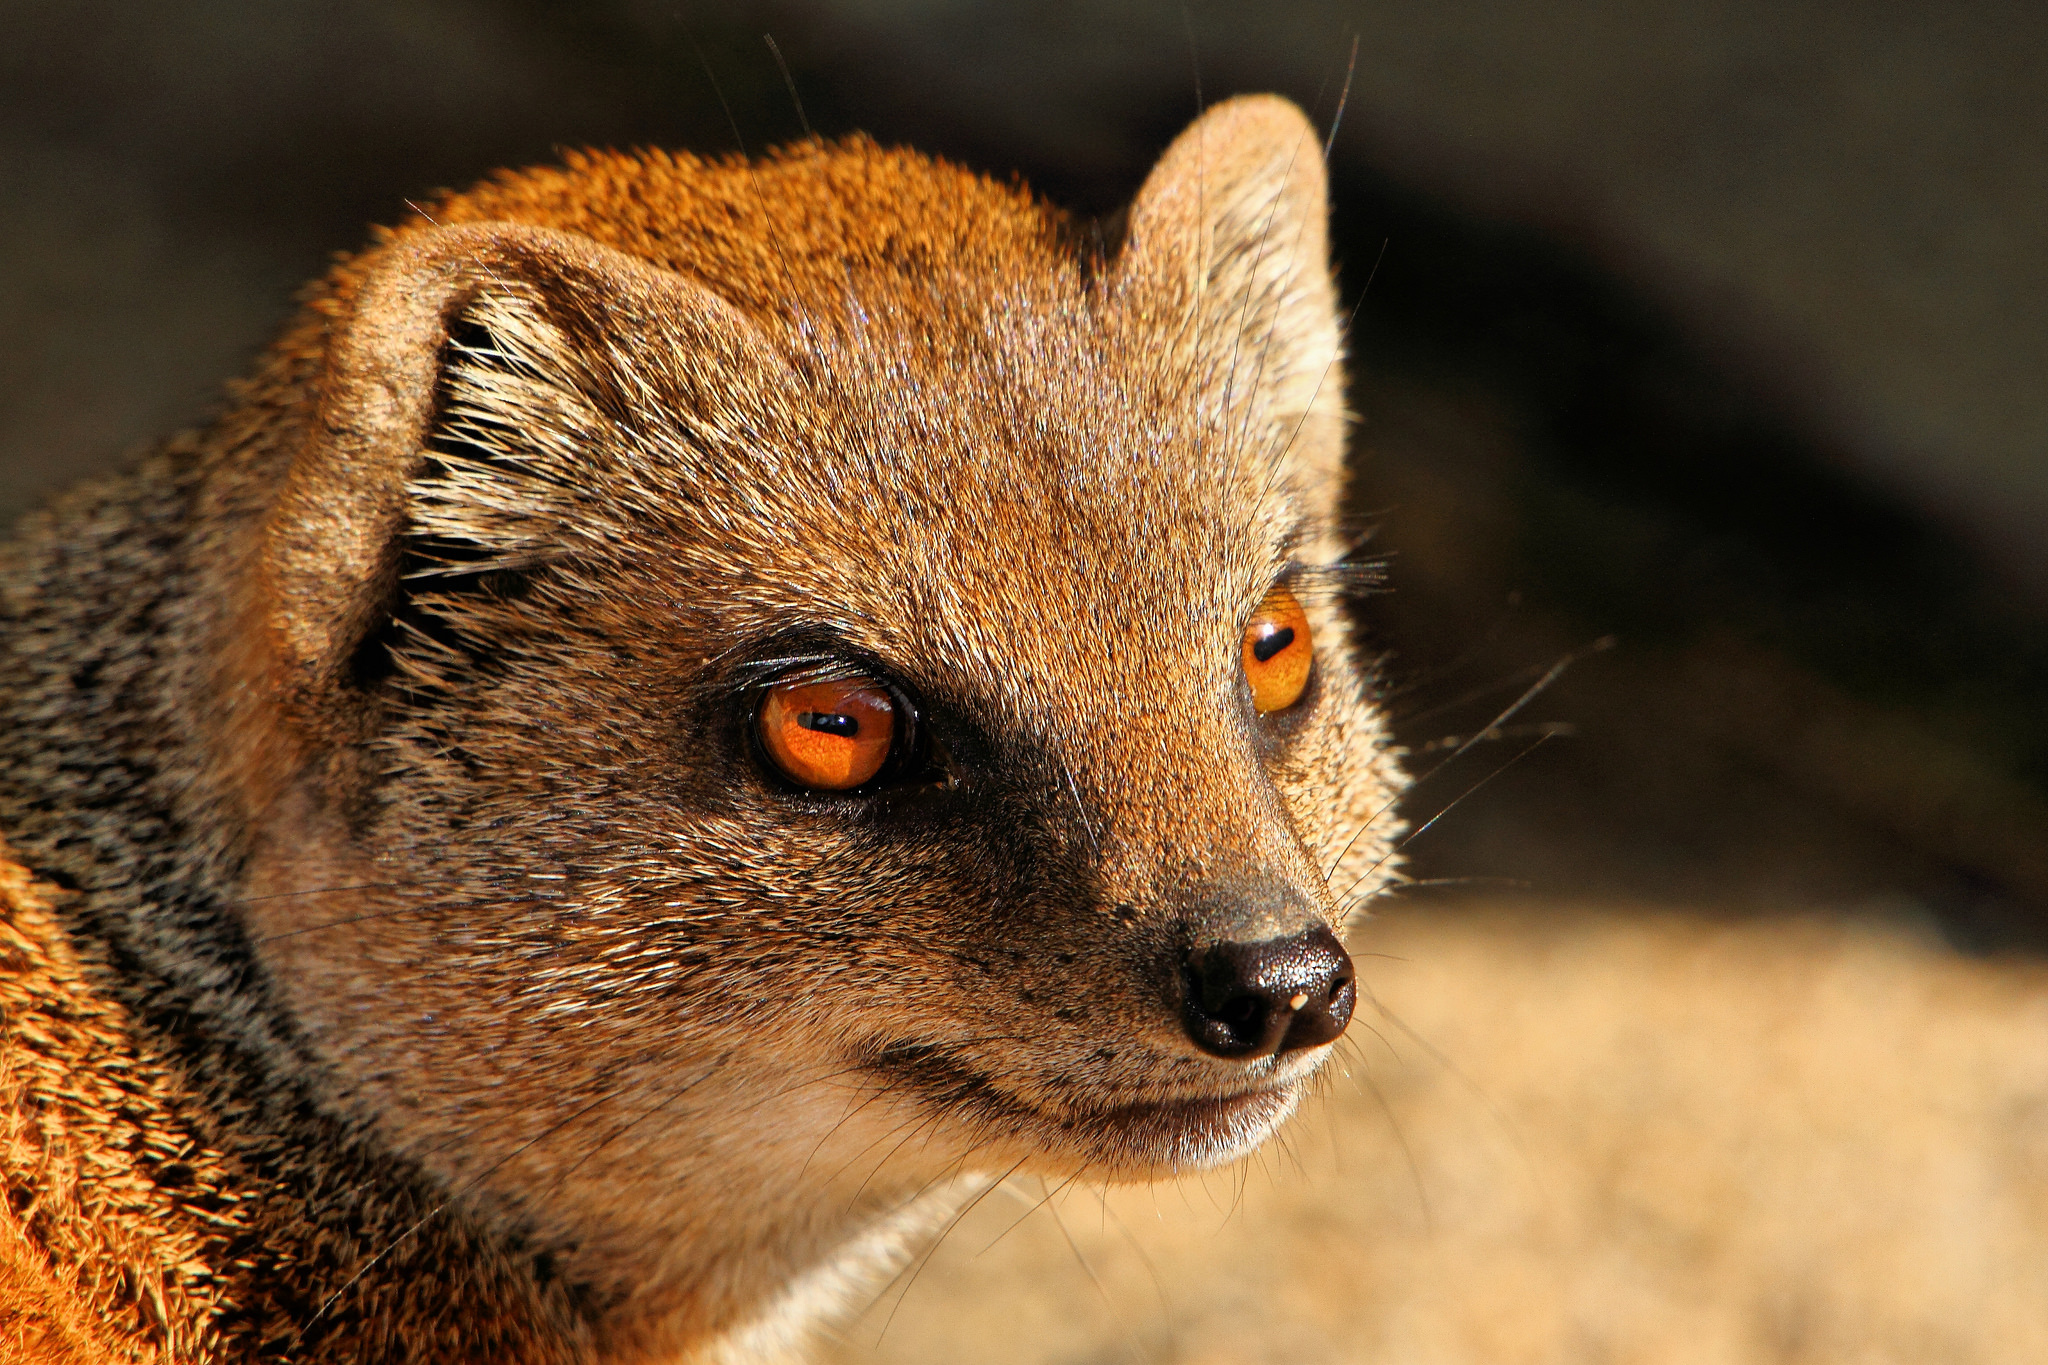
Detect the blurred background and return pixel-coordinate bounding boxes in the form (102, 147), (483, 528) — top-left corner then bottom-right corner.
(5, 2), (2046, 1360)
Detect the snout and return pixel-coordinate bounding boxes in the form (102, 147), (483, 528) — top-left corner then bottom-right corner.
(1164, 877), (1355, 1061)
(1181, 923), (1355, 1059)
(855, 873), (1356, 1174)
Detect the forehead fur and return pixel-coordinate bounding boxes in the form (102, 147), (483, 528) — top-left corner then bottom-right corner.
(416, 137), (1082, 324)
(410, 137), (1311, 719)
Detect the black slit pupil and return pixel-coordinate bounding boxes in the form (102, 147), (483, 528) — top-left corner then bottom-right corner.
(798, 711), (859, 738)
(1252, 626), (1296, 664)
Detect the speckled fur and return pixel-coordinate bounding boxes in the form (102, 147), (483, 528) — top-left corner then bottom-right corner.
(0, 846), (243, 1365)
(0, 97), (1405, 1361)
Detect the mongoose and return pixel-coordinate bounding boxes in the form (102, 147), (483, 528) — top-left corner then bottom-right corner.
(0, 94), (1405, 1362)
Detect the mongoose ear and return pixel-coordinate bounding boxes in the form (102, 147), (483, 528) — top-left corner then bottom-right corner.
(261, 223), (782, 725)
(1119, 95), (1347, 538)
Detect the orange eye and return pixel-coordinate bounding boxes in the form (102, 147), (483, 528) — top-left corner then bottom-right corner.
(1243, 585), (1313, 714)
(758, 677), (898, 791)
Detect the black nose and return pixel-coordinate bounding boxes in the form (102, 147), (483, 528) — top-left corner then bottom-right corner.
(1182, 924), (1355, 1059)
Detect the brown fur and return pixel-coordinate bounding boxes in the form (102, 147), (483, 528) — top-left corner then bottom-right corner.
(0, 845), (238, 1364)
(0, 97), (1402, 1360)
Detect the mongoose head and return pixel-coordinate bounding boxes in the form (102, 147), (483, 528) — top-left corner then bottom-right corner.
(224, 95), (1403, 1327)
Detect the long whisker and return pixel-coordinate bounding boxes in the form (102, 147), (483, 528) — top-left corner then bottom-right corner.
(1324, 35), (1362, 158)
(1381, 875), (1532, 895)
(868, 1159), (1024, 1343)
(972, 1166), (1083, 1259)
(1086, 1185), (1175, 1349)
(1408, 721), (1574, 754)
(761, 34), (813, 142)
(1043, 1178), (1150, 1365)
(1366, 991), (1550, 1206)
(1380, 594), (1528, 702)
(1352, 1049), (1433, 1231)
(1408, 641), (1596, 786)
(1396, 658), (1569, 727)
(801, 1075), (903, 1181)
(1323, 635), (1601, 887)
(1337, 728), (1558, 915)
(839, 1108), (950, 1211)
(1398, 732), (1557, 852)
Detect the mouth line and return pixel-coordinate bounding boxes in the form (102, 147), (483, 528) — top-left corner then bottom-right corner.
(860, 1041), (1299, 1170)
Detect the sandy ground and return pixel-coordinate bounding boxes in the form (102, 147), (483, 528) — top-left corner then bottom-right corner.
(822, 900), (2048, 1364)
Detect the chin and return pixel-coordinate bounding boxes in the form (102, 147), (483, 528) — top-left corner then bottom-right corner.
(1062, 1081), (1307, 1177)
(867, 1043), (1322, 1182)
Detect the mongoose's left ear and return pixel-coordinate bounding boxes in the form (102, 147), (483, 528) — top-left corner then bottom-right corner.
(256, 222), (790, 753)
(1119, 95), (1346, 535)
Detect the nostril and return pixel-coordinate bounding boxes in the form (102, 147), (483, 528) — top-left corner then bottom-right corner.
(1218, 996), (1263, 1029)
(1181, 924), (1355, 1060)
(1213, 991), (1267, 1041)
(1183, 964), (1272, 1056)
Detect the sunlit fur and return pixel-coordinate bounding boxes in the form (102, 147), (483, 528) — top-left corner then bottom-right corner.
(0, 97), (1405, 1361)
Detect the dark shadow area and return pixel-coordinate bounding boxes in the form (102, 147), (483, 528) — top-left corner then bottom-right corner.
(1324, 167), (2048, 951)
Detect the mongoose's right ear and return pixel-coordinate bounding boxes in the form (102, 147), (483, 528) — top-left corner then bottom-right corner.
(1116, 96), (1347, 540)
(259, 223), (784, 736)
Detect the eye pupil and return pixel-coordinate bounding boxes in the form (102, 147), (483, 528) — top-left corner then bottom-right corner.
(798, 711), (858, 737)
(1251, 625), (1296, 664)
